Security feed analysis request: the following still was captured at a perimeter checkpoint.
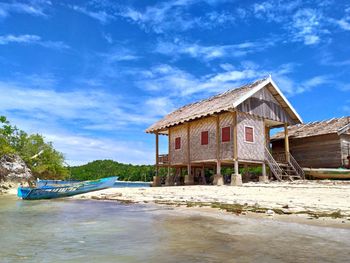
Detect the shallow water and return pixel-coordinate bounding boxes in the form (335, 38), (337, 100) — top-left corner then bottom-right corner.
(0, 196), (349, 263)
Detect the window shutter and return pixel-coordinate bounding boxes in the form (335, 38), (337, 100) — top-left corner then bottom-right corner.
(245, 127), (254, 142)
(201, 131), (209, 145)
(175, 137), (181, 149)
(222, 127), (230, 142)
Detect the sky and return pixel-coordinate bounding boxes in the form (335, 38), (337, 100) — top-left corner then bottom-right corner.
(0, 0), (349, 165)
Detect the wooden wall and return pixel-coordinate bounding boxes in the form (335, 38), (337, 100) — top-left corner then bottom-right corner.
(272, 134), (342, 168)
(237, 87), (296, 125)
(237, 112), (265, 162)
(340, 134), (350, 167)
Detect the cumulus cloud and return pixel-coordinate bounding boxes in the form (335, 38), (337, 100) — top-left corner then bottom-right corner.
(289, 9), (326, 45)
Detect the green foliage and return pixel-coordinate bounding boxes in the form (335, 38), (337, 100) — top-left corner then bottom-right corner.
(0, 116), (68, 179)
(69, 160), (166, 181)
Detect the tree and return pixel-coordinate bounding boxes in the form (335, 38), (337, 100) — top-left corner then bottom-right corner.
(0, 116), (69, 179)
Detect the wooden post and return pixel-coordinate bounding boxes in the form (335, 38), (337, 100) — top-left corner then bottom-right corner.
(185, 122), (193, 185)
(201, 165), (206, 185)
(232, 111), (238, 161)
(156, 132), (159, 176)
(265, 126), (270, 148)
(259, 162), (268, 183)
(153, 132), (161, 187)
(284, 123), (290, 162)
(234, 160), (239, 175)
(214, 115), (223, 185)
(168, 128), (171, 166)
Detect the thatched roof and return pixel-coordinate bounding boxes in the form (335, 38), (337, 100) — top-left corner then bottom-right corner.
(146, 76), (302, 133)
(272, 117), (350, 140)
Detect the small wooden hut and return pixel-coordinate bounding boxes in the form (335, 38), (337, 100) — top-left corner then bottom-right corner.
(271, 117), (350, 168)
(146, 76), (305, 186)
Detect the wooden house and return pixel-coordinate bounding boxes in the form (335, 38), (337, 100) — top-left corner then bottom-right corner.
(145, 76), (305, 186)
(271, 117), (350, 168)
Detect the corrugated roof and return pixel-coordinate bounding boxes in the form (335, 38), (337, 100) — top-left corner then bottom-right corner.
(272, 117), (350, 140)
(145, 78), (268, 133)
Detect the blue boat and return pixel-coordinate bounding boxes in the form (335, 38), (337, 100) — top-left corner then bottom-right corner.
(36, 179), (84, 188)
(17, 177), (117, 200)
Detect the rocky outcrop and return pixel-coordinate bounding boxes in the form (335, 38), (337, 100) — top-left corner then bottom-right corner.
(0, 154), (32, 182)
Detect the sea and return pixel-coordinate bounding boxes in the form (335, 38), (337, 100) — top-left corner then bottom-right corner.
(0, 195), (349, 263)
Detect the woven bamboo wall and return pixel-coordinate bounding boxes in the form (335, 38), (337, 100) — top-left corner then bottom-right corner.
(219, 112), (234, 160)
(189, 116), (217, 162)
(170, 111), (267, 164)
(237, 112), (265, 161)
(237, 87), (295, 124)
(169, 124), (188, 165)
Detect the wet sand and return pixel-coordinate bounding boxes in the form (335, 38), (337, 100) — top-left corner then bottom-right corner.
(73, 181), (350, 227)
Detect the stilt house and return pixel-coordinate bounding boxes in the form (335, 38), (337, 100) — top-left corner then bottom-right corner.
(146, 77), (305, 185)
(271, 117), (350, 168)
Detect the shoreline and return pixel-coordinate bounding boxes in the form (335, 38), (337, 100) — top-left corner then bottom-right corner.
(73, 181), (350, 228)
(4, 180), (350, 228)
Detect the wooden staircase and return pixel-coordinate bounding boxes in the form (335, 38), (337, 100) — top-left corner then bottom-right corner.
(264, 147), (305, 181)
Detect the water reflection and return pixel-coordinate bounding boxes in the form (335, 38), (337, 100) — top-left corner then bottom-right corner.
(0, 196), (349, 263)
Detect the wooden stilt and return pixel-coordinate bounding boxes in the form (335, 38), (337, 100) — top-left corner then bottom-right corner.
(284, 123), (290, 162)
(185, 123), (194, 185)
(153, 132), (161, 187)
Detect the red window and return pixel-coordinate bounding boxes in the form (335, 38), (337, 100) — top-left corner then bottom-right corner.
(201, 131), (209, 145)
(222, 127), (231, 142)
(175, 137), (181, 149)
(245, 126), (254, 142)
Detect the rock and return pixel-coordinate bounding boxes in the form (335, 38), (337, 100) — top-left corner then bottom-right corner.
(266, 209), (275, 216)
(0, 154), (32, 182)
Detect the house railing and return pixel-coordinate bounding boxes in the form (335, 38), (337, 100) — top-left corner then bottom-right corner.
(272, 152), (287, 163)
(264, 147), (283, 181)
(288, 153), (305, 179)
(158, 154), (169, 165)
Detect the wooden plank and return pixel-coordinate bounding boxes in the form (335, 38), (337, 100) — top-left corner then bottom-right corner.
(216, 115), (221, 174)
(155, 132), (159, 176)
(168, 128), (171, 166)
(284, 123), (290, 162)
(233, 111), (238, 161)
(187, 122), (191, 174)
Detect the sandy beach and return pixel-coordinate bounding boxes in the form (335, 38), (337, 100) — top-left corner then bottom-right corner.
(73, 181), (350, 226)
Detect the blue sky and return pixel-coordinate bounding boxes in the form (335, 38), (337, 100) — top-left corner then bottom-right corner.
(0, 0), (349, 165)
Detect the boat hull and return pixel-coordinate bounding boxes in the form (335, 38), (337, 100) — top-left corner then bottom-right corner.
(18, 177), (117, 200)
(303, 169), (350, 180)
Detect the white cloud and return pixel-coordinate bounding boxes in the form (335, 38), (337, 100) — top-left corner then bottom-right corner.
(155, 39), (275, 61)
(69, 5), (115, 24)
(0, 34), (40, 44)
(290, 9), (325, 45)
(117, 1), (235, 33)
(0, 1), (50, 18)
(0, 34), (69, 49)
(137, 64), (262, 97)
(44, 133), (154, 166)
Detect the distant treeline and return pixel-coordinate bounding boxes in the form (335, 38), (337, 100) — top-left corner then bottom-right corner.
(68, 159), (263, 182)
(68, 160), (168, 181)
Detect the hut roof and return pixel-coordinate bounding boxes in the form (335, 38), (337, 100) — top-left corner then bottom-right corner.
(146, 76), (303, 133)
(272, 117), (350, 140)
